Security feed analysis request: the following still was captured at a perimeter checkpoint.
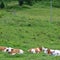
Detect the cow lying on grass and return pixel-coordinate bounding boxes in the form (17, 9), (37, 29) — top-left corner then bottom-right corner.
(0, 46), (24, 55)
(28, 47), (42, 53)
(5, 47), (24, 55)
(0, 46), (8, 52)
(42, 46), (60, 56)
(0, 46), (60, 56)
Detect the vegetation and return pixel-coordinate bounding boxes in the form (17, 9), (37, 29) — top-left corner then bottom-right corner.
(0, 0), (5, 9)
(0, 0), (60, 60)
(0, 0), (60, 8)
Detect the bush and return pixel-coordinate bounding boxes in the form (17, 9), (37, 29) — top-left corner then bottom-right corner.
(19, 0), (24, 6)
(0, 1), (5, 9)
(25, 0), (33, 6)
(53, 0), (60, 8)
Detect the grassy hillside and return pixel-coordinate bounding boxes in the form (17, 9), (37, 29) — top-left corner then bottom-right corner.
(0, 1), (60, 60)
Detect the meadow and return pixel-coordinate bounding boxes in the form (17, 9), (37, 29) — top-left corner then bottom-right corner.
(0, 1), (60, 60)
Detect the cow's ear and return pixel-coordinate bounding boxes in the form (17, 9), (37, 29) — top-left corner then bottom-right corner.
(39, 47), (42, 51)
(11, 49), (13, 51)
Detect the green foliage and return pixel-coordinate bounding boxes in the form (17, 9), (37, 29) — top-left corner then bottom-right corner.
(0, 0), (60, 8)
(0, 0), (5, 9)
(53, 0), (60, 8)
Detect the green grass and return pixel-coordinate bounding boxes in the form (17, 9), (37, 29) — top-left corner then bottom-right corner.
(0, 1), (60, 60)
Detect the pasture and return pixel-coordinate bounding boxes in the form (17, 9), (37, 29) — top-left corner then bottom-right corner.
(0, 1), (60, 60)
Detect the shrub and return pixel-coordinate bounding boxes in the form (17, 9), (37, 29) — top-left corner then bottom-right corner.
(0, 0), (5, 9)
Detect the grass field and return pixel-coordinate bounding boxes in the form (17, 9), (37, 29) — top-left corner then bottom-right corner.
(0, 1), (60, 60)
